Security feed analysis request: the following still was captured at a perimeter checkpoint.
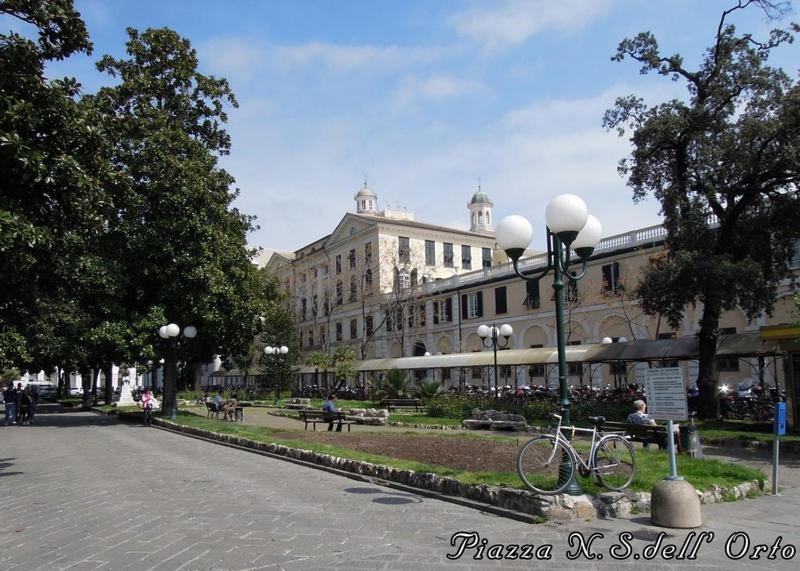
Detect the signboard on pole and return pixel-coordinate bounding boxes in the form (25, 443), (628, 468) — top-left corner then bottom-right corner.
(644, 367), (688, 422)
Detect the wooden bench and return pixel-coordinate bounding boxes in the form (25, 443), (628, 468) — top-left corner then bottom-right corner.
(380, 398), (423, 412)
(298, 410), (352, 432)
(600, 420), (680, 452)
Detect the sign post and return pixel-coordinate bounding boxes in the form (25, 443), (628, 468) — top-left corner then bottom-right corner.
(773, 402), (787, 496)
(646, 367), (701, 528)
(644, 367), (688, 480)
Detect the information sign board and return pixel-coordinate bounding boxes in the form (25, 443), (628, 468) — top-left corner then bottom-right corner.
(644, 367), (688, 421)
(775, 402), (787, 436)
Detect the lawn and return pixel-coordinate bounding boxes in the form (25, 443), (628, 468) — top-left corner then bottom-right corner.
(162, 412), (765, 496)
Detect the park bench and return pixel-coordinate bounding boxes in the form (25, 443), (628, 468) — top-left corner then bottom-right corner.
(380, 398), (423, 412)
(599, 419), (681, 452)
(206, 402), (244, 422)
(298, 409), (352, 432)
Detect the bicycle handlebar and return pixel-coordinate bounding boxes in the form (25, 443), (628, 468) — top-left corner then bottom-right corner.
(551, 413), (562, 421)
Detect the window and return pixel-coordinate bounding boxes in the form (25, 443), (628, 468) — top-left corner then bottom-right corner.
(386, 311), (393, 332)
(349, 275), (357, 302)
(482, 247), (492, 268)
(336, 280), (343, 305)
(365, 316), (374, 336)
(349, 248), (356, 269)
(718, 357), (740, 371)
(495, 286), (507, 314)
(443, 243), (454, 267)
(461, 291), (483, 319)
(336, 322), (343, 342)
(657, 332), (676, 340)
(365, 269), (373, 291)
(394, 268), (410, 291)
(364, 242), (372, 264)
(312, 295), (318, 317)
(407, 305), (415, 329)
(323, 292), (330, 316)
(335, 254), (342, 274)
(350, 319), (357, 340)
(425, 240), (436, 266)
(472, 367), (482, 379)
(442, 368), (451, 380)
(524, 279), (540, 309)
(399, 236), (410, 263)
(461, 245), (472, 270)
(301, 298), (307, 322)
(418, 304), (426, 327)
(601, 262), (622, 295)
(528, 345), (545, 377)
(308, 330), (315, 347)
(434, 298), (453, 323)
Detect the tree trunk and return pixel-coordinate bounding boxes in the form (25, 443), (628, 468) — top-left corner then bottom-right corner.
(696, 297), (721, 419)
(103, 363), (114, 405)
(80, 367), (92, 407)
(192, 361), (203, 392)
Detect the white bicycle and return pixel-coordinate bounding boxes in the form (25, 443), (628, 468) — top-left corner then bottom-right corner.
(517, 413), (636, 495)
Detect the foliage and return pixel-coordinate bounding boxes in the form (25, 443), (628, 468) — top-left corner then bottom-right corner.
(0, 368), (20, 385)
(373, 368), (411, 400)
(603, 1), (800, 418)
(413, 377), (444, 403)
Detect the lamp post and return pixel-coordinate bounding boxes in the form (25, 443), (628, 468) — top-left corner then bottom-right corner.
(477, 324), (513, 397)
(158, 323), (197, 419)
(496, 194), (602, 495)
(263, 345), (289, 407)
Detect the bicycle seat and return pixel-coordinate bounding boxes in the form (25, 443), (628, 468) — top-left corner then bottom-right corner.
(588, 416), (605, 426)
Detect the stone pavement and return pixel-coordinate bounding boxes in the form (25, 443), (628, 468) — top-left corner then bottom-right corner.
(0, 410), (797, 570)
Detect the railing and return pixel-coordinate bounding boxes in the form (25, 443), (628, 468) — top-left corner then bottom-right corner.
(424, 223), (667, 294)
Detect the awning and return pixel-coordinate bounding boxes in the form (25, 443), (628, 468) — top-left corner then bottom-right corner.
(295, 332), (782, 373)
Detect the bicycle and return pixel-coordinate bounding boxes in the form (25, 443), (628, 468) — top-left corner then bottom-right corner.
(517, 413), (636, 495)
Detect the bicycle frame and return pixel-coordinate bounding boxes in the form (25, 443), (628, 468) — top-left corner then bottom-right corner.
(547, 413), (603, 472)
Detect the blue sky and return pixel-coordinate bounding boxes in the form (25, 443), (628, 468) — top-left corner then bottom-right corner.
(7, 0), (799, 252)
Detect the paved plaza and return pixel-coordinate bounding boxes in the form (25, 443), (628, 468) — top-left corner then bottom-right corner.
(1, 410), (798, 570)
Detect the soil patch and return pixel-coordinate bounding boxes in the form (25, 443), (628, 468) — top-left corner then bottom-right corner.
(274, 430), (521, 472)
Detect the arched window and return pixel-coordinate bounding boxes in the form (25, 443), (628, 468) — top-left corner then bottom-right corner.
(368, 199), (373, 209)
(478, 211), (483, 224)
(486, 212), (490, 225)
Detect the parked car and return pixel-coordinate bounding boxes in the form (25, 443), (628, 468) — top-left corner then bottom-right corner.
(69, 387), (84, 396)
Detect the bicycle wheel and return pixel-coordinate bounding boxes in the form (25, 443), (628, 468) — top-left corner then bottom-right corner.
(517, 435), (575, 495)
(592, 434), (636, 491)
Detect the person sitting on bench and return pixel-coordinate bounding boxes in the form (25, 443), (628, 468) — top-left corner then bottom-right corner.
(323, 395), (342, 432)
(627, 399), (656, 426)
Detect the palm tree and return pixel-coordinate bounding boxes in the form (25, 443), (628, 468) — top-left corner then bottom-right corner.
(374, 368), (410, 401)
(305, 351), (333, 392)
(413, 377), (443, 403)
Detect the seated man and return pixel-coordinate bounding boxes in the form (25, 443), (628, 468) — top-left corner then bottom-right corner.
(322, 394), (342, 432)
(627, 399), (656, 426)
(224, 393), (238, 421)
(211, 391), (223, 412)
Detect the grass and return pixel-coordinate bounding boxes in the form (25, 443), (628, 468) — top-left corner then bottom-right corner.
(388, 414), (462, 426)
(696, 419), (800, 443)
(165, 412), (764, 496)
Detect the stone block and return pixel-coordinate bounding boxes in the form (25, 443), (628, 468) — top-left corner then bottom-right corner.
(651, 479), (702, 528)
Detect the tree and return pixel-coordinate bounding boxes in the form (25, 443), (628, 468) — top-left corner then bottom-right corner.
(91, 27), (265, 415)
(305, 351), (333, 391)
(256, 269), (298, 393)
(604, 0), (800, 418)
(374, 368), (411, 400)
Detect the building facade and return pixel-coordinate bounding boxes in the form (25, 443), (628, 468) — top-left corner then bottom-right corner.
(265, 187), (799, 390)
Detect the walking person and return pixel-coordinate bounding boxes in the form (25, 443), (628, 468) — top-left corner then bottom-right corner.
(3, 383), (18, 426)
(17, 387), (32, 425)
(28, 383), (39, 424)
(140, 387), (155, 427)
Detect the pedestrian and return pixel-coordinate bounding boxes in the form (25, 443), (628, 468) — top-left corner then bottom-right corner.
(28, 383), (39, 424)
(140, 387), (155, 426)
(18, 388), (32, 425)
(3, 383), (18, 426)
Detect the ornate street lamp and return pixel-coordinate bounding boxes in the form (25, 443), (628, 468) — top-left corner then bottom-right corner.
(477, 323), (513, 396)
(496, 194), (602, 495)
(263, 345), (289, 407)
(158, 323), (196, 420)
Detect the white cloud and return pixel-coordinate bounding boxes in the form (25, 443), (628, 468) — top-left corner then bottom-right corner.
(271, 42), (448, 72)
(198, 38), (266, 81)
(392, 74), (484, 107)
(450, 0), (614, 51)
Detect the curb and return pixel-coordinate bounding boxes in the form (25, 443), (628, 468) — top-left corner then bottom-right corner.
(142, 416), (769, 523)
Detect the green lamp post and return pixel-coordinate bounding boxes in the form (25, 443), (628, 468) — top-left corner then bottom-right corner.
(496, 194), (602, 495)
(263, 345), (289, 407)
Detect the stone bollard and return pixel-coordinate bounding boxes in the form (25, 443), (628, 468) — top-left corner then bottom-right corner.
(650, 479), (702, 528)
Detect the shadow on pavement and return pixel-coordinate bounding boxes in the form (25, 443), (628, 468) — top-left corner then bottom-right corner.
(6, 411), (120, 429)
(0, 457), (22, 478)
(343, 486), (423, 506)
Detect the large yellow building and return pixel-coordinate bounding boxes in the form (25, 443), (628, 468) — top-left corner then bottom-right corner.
(264, 186), (799, 391)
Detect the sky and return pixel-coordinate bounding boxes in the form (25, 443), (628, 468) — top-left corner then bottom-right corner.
(7, 0), (800, 252)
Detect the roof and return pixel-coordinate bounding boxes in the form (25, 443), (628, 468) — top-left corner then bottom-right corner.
(469, 190), (492, 205)
(354, 185), (377, 199)
(294, 333), (782, 373)
(352, 213), (494, 239)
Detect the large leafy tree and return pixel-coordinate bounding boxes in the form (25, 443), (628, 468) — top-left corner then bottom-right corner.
(604, 0), (800, 417)
(0, 0), (120, 374)
(91, 27), (265, 415)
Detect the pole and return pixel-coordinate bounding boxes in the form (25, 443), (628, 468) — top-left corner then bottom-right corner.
(772, 432), (780, 496)
(492, 329), (499, 399)
(553, 235), (581, 495)
(665, 420), (681, 480)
